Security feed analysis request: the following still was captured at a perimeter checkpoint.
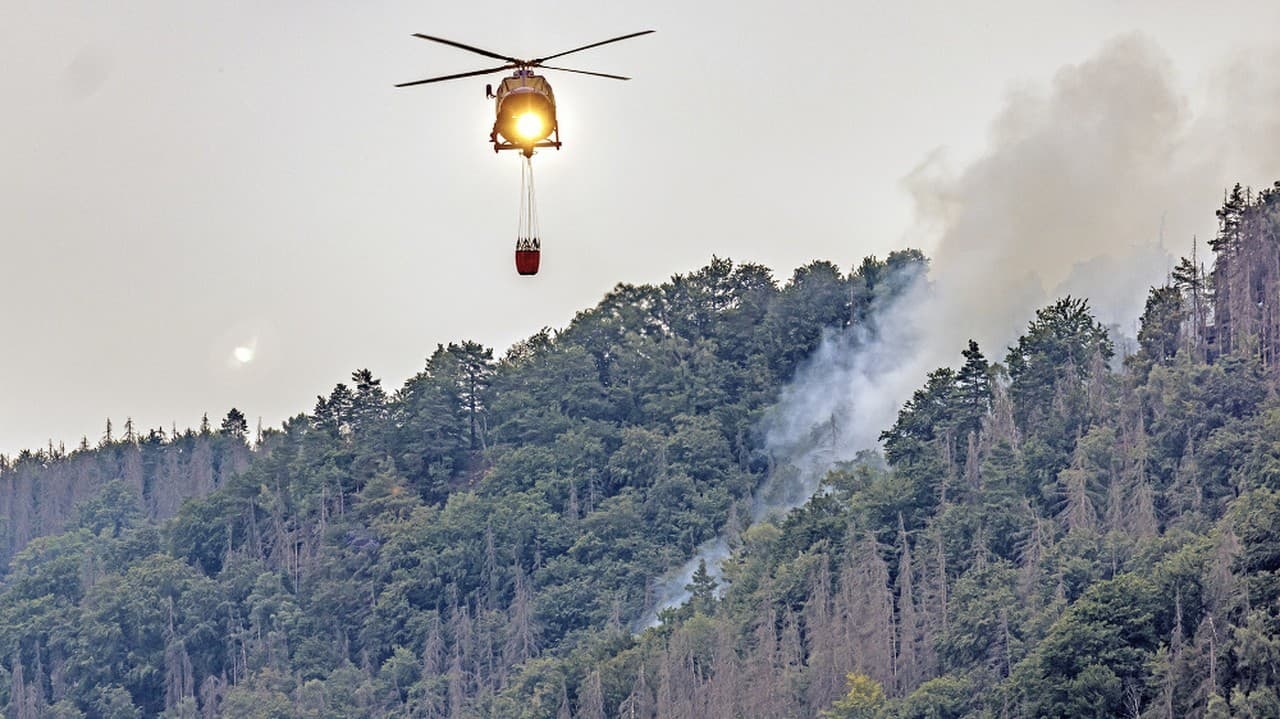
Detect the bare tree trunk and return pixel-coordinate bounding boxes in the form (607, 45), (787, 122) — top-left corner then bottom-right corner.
(837, 536), (896, 690)
(578, 670), (606, 719)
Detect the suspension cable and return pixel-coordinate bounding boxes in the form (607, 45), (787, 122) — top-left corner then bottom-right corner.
(514, 155), (542, 275)
(517, 155), (541, 251)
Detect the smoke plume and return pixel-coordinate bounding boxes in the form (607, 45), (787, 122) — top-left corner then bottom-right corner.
(637, 34), (1280, 628)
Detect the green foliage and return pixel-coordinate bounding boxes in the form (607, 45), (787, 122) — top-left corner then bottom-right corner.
(885, 674), (972, 718)
(821, 673), (885, 718)
(1134, 284), (1185, 372)
(77, 479), (143, 538)
(685, 559), (718, 617)
(9, 236), (1280, 719)
(219, 408), (249, 440)
(93, 685), (142, 719)
(937, 562), (1023, 673)
(1006, 297), (1113, 487)
(1014, 574), (1163, 717)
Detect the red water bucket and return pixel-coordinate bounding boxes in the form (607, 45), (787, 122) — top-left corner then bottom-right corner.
(516, 249), (540, 275)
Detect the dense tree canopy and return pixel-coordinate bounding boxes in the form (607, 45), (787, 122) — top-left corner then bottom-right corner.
(1, 184), (1280, 719)
(0, 254), (931, 717)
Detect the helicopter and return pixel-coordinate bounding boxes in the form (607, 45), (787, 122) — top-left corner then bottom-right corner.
(396, 30), (653, 276)
(395, 30), (654, 157)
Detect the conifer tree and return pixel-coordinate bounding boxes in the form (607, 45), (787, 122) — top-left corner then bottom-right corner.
(219, 408), (248, 440)
(686, 559), (718, 616)
(954, 340), (992, 443)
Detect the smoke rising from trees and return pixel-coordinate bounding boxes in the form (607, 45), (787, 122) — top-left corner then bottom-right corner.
(643, 34), (1280, 625)
(772, 33), (1280, 499)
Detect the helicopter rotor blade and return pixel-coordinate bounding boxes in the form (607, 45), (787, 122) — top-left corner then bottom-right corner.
(411, 34), (521, 64)
(395, 63), (515, 88)
(534, 30), (654, 63)
(539, 65), (632, 81)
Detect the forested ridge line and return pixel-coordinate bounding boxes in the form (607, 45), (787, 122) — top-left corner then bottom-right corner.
(2, 180), (1280, 718)
(0, 252), (926, 717)
(578, 181), (1280, 719)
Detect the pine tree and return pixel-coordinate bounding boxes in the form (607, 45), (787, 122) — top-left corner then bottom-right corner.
(955, 340), (992, 442)
(1136, 285), (1185, 367)
(1210, 183), (1247, 354)
(686, 559), (718, 616)
(351, 368), (388, 435)
(431, 342), (495, 451)
(219, 408), (249, 440)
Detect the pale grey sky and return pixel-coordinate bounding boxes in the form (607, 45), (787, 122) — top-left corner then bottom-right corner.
(3, 1), (1279, 456)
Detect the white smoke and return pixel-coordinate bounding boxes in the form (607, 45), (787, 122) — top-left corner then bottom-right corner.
(766, 33), (1280, 493)
(754, 275), (930, 518)
(636, 34), (1280, 629)
(634, 281), (927, 630)
(635, 537), (732, 631)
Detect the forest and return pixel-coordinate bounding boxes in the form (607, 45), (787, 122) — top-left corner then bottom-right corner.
(1, 181), (1279, 718)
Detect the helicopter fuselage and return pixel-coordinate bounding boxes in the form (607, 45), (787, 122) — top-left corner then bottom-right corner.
(397, 30), (652, 158)
(490, 71), (560, 157)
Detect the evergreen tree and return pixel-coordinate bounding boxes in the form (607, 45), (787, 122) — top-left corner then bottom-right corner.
(12, 233), (1280, 718)
(686, 559), (718, 616)
(219, 408), (249, 440)
(955, 340), (992, 433)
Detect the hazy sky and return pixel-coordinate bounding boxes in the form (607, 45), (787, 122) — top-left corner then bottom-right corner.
(3, 1), (1279, 456)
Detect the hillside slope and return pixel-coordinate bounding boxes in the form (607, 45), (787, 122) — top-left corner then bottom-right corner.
(0, 253), (924, 717)
(2, 181), (1279, 718)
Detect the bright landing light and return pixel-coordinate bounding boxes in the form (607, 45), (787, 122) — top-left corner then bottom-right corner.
(515, 112), (545, 140)
(233, 346), (255, 364)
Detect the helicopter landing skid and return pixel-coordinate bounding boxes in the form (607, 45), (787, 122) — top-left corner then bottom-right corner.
(490, 129), (562, 157)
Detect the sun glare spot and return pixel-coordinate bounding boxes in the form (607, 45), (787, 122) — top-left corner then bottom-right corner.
(233, 346), (255, 364)
(516, 112), (545, 140)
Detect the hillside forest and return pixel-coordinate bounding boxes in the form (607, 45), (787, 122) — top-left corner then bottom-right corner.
(1, 182), (1280, 718)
